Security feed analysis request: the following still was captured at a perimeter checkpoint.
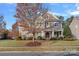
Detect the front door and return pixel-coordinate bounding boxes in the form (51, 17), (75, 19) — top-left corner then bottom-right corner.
(45, 31), (52, 39)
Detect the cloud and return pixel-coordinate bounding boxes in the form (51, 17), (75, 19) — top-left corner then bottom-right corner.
(75, 3), (79, 10)
(48, 11), (61, 16)
(70, 11), (79, 15)
(53, 12), (61, 15)
(75, 3), (79, 7)
(53, 12), (67, 16)
(68, 10), (79, 16)
(77, 7), (79, 10)
(68, 3), (79, 15)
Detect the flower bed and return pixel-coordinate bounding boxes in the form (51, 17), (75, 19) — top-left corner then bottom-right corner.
(26, 41), (41, 47)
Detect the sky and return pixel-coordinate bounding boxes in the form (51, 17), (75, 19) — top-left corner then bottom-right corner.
(0, 3), (79, 29)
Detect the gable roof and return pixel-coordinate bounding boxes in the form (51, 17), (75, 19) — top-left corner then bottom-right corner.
(35, 11), (59, 23)
(42, 12), (59, 21)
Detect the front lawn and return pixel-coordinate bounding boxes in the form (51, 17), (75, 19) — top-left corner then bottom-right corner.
(0, 40), (79, 51)
(0, 40), (31, 47)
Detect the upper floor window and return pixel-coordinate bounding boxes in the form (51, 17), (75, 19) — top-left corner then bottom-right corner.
(54, 22), (59, 26)
(45, 21), (51, 28)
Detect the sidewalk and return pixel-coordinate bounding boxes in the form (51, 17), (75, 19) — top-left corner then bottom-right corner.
(0, 51), (79, 56)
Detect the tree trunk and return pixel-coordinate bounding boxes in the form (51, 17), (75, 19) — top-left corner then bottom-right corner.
(32, 33), (35, 42)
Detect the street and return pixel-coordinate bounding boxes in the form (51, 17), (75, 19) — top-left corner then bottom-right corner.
(0, 51), (79, 56)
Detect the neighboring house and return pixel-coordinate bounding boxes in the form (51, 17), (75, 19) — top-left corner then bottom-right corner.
(69, 16), (79, 39)
(12, 20), (33, 39)
(12, 12), (63, 39)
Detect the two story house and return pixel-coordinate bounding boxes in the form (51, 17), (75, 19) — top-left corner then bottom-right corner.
(34, 12), (63, 39)
(12, 12), (63, 39)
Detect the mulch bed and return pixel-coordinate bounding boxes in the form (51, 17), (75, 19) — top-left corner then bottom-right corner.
(26, 41), (41, 47)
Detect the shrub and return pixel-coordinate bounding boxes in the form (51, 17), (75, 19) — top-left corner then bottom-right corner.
(58, 37), (64, 40)
(26, 37), (33, 40)
(63, 38), (77, 41)
(22, 37), (26, 40)
(37, 36), (45, 40)
(26, 41), (41, 47)
(50, 37), (64, 40)
(37, 36), (42, 40)
(16, 36), (22, 40)
(50, 37), (57, 40)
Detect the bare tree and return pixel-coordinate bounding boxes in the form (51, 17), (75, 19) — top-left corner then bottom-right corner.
(0, 15), (6, 32)
(0, 15), (7, 39)
(15, 3), (48, 42)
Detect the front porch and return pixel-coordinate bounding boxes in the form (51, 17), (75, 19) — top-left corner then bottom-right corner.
(35, 30), (63, 39)
(44, 31), (63, 39)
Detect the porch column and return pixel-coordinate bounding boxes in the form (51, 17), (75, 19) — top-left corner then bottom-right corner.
(52, 31), (54, 38)
(41, 31), (45, 38)
(60, 29), (64, 37)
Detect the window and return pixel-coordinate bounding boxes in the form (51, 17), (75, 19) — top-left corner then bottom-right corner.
(54, 22), (59, 26)
(45, 22), (50, 28)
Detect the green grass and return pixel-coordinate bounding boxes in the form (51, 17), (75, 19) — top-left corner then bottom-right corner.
(51, 40), (79, 46)
(0, 40), (79, 51)
(0, 40), (31, 47)
(0, 47), (66, 51)
(41, 40), (79, 47)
